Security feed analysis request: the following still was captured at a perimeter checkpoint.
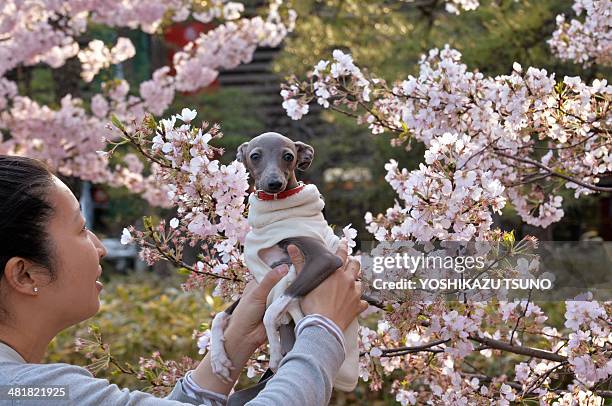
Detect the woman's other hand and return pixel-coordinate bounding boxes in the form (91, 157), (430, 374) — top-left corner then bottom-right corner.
(223, 265), (288, 350)
(194, 267), (287, 394)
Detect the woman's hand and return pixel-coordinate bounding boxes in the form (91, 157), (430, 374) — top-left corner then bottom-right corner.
(223, 266), (288, 349)
(193, 266), (287, 394)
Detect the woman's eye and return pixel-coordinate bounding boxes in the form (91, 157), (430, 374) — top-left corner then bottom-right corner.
(283, 154), (294, 162)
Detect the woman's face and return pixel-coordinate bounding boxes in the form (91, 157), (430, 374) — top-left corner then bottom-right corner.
(42, 177), (107, 328)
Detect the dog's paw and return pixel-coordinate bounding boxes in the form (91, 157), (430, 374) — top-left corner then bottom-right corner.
(212, 311), (230, 334)
(210, 348), (235, 383)
(210, 312), (234, 383)
(210, 335), (234, 383)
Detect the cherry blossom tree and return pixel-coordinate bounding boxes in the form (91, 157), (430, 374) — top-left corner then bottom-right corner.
(109, 97), (610, 404)
(272, 2), (611, 402)
(0, 0), (294, 204)
(110, 1), (609, 403)
(282, 46), (610, 231)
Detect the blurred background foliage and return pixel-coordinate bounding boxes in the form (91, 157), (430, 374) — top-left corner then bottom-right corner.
(45, 272), (214, 389)
(276, 0), (603, 80)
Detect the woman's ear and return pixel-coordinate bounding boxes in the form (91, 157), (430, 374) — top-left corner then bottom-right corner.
(295, 141), (314, 171)
(2, 258), (46, 296)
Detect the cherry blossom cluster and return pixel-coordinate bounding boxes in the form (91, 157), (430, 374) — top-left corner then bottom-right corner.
(0, 93), (111, 182)
(0, 79), (168, 207)
(356, 293), (611, 403)
(364, 136), (507, 242)
(75, 324), (200, 398)
(1, 1), (294, 199)
(136, 351), (200, 397)
(172, 12), (295, 92)
(549, 0), (612, 67)
(0, 1), (84, 77)
(0, 0), (188, 77)
(0, 80), (168, 204)
(563, 296), (611, 387)
(0, 0), (250, 77)
(443, 0), (480, 15)
(358, 303), (521, 404)
(283, 47), (611, 231)
(77, 37), (136, 82)
(115, 109), (251, 299)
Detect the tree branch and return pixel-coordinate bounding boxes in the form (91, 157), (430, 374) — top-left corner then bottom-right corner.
(510, 290), (532, 345)
(469, 335), (567, 363)
(360, 338), (450, 357)
(495, 150), (612, 192)
(461, 372), (612, 399)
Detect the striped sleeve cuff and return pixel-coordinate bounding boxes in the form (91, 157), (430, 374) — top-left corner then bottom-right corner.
(294, 314), (346, 353)
(181, 370), (228, 406)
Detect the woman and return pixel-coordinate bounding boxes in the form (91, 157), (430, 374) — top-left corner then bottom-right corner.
(0, 155), (366, 405)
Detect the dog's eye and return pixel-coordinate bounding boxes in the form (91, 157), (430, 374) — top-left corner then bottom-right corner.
(283, 153), (294, 162)
(250, 153), (260, 161)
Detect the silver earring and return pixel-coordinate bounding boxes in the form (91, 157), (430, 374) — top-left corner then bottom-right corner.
(33, 287), (39, 293)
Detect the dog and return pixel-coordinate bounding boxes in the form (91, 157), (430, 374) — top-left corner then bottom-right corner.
(209, 132), (360, 399)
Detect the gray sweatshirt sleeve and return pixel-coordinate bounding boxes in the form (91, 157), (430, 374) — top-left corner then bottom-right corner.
(245, 324), (345, 406)
(0, 362), (223, 405)
(0, 322), (345, 406)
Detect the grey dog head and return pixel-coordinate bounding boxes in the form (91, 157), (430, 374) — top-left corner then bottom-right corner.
(236, 132), (314, 193)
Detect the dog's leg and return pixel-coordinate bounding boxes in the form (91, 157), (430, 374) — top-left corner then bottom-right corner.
(280, 236), (343, 297)
(279, 322), (296, 356)
(259, 236), (343, 370)
(209, 300), (240, 383)
(263, 294), (295, 371)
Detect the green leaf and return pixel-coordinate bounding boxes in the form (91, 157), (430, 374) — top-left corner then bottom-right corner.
(111, 114), (126, 132)
(176, 267), (191, 275)
(144, 114), (157, 131)
(88, 323), (101, 335)
(143, 216), (153, 230)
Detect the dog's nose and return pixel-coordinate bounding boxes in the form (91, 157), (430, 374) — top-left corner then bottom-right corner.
(267, 180), (283, 191)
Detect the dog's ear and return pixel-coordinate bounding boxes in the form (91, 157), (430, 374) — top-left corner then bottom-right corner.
(295, 141), (314, 171)
(236, 142), (249, 163)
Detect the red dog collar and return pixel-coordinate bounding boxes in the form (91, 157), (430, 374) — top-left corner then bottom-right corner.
(256, 182), (305, 201)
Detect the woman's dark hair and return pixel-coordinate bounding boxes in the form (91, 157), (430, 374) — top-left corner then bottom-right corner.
(0, 155), (57, 287)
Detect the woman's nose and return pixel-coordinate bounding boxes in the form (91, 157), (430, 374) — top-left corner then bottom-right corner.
(91, 231), (108, 258)
(99, 242), (108, 259)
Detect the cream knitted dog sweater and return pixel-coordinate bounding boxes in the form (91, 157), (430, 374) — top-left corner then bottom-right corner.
(244, 184), (359, 391)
